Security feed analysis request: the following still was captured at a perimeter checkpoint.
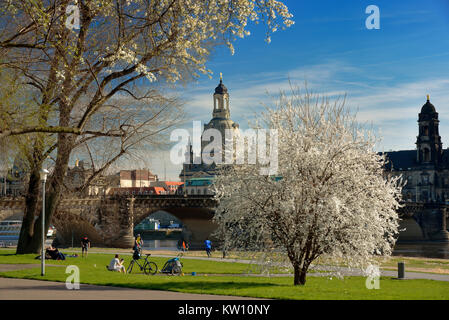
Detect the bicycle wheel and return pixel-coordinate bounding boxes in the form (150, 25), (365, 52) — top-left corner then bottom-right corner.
(144, 261), (158, 275)
(127, 260), (134, 274)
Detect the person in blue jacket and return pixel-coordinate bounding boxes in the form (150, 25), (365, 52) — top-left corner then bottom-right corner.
(204, 239), (212, 258)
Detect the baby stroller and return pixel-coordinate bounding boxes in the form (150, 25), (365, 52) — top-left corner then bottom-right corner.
(161, 253), (183, 275)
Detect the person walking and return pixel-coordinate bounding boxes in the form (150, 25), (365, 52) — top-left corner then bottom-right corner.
(81, 236), (90, 257)
(204, 239), (212, 258)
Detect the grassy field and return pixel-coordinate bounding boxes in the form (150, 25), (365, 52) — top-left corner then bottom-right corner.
(0, 249), (261, 274)
(1, 249), (449, 299)
(380, 256), (449, 274)
(47, 246), (449, 275)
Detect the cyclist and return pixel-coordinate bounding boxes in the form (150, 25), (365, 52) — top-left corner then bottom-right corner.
(134, 234), (143, 252)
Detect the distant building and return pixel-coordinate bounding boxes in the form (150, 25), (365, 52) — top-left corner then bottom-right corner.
(385, 96), (449, 203)
(150, 181), (184, 194)
(65, 160), (109, 196)
(184, 177), (215, 196)
(135, 217), (160, 230)
(117, 169), (158, 188)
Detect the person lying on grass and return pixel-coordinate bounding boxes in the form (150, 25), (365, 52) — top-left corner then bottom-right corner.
(35, 246), (78, 260)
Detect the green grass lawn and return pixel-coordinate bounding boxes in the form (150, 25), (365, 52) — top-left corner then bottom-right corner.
(381, 256), (449, 271)
(0, 249), (267, 274)
(1, 250), (448, 300)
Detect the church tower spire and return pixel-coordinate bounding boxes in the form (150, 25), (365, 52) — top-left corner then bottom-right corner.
(416, 95), (443, 165)
(212, 73), (230, 119)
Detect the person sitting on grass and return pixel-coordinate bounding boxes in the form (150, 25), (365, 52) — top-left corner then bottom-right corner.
(107, 254), (126, 273)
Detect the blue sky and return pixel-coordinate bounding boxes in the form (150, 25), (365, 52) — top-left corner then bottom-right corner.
(144, 0), (449, 180)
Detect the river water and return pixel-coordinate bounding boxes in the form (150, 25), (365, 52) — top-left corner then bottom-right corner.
(393, 242), (449, 259)
(141, 239), (179, 251)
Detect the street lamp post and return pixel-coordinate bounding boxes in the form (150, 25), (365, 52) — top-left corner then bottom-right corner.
(40, 168), (49, 276)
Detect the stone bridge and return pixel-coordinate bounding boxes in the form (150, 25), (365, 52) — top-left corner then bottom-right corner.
(398, 202), (449, 241)
(0, 195), (218, 248)
(1, 197), (448, 247)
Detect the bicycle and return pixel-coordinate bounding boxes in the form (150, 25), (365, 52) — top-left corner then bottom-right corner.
(127, 253), (158, 275)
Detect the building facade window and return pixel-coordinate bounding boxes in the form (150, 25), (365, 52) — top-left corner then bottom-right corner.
(423, 148), (430, 162)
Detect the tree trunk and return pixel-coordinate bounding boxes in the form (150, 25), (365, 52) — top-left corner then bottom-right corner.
(16, 133), (73, 254)
(15, 40), (68, 254)
(293, 263), (308, 285)
(16, 167), (42, 254)
(16, 179), (60, 254)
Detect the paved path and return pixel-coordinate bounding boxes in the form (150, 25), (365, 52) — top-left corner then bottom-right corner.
(0, 277), (262, 300)
(0, 264), (260, 300)
(380, 270), (449, 281)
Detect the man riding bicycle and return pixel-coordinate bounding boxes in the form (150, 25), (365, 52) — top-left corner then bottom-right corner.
(133, 234), (143, 253)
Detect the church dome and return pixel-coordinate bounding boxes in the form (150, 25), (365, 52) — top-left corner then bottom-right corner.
(207, 117), (239, 131)
(214, 80), (228, 94)
(421, 95), (436, 114)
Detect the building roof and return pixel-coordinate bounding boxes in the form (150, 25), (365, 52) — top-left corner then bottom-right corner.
(384, 149), (449, 170)
(384, 150), (417, 170)
(214, 79), (228, 94)
(153, 187), (166, 194)
(163, 181), (184, 186)
(420, 97), (436, 114)
(185, 176), (215, 186)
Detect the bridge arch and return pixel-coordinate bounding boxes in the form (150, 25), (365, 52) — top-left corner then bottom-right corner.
(132, 199), (218, 250)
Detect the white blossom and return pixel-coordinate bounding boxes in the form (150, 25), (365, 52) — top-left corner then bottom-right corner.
(213, 88), (403, 285)
(2, 0), (293, 90)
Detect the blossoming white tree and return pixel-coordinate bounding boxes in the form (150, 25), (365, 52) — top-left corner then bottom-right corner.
(213, 88), (403, 285)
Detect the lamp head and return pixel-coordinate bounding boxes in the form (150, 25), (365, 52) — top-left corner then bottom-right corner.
(40, 169), (49, 182)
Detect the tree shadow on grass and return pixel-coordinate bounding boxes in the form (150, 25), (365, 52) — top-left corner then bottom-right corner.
(110, 279), (279, 293)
